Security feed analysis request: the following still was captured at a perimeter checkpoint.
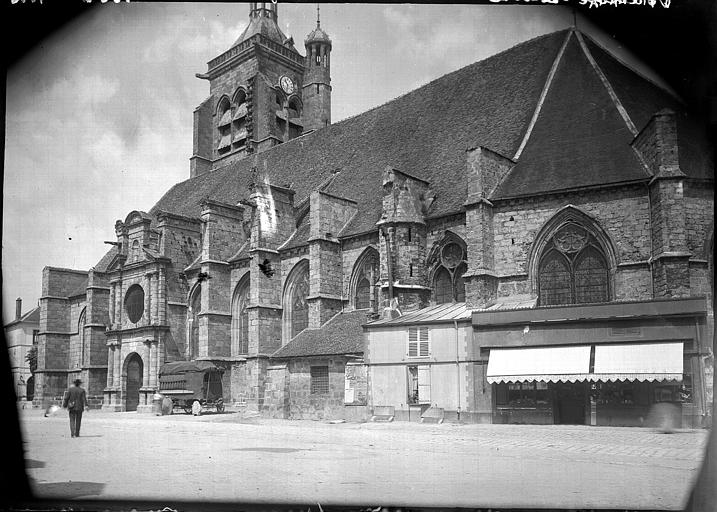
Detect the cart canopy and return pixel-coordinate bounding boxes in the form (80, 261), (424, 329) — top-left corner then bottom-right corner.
(159, 360), (222, 375)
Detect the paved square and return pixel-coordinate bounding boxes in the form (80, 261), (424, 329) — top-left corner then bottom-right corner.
(19, 408), (709, 510)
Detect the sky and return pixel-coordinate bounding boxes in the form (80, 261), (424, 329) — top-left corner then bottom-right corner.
(2, 2), (672, 324)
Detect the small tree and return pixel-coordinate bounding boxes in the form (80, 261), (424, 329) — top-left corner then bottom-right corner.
(26, 346), (37, 375)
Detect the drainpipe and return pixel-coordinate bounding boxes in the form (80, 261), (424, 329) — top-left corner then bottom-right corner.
(454, 319), (461, 422)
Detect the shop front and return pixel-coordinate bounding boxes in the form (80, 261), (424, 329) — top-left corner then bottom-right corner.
(473, 298), (710, 428)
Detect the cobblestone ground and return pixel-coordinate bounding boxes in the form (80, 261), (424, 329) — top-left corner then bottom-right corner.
(18, 408), (709, 510)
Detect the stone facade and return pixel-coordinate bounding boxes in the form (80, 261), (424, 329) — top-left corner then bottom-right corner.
(31, 12), (713, 421)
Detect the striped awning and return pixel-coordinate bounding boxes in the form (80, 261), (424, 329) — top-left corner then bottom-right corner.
(487, 342), (684, 384)
(487, 345), (591, 384)
(591, 342), (683, 382)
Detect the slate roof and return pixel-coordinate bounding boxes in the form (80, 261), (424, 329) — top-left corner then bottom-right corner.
(4, 306), (40, 328)
(151, 30), (567, 236)
(232, 13), (293, 49)
(272, 310), (369, 358)
(367, 302), (471, 327)
(96, 28), (711, 274)
(492, 32), (713, 198)
(93, 246), (117, 273)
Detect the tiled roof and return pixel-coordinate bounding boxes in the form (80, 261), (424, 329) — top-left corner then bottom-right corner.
(93, 246), (118, 273)
(367, 302), (471, 327)
(67, 278), (88, 298)
(151, 30), (568, 235)
(492, 32), (713, 198)
(4, 306), (40, 328)
(272, 310), (369, 358)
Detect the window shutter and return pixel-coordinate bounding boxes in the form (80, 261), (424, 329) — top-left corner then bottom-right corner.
(418, 365), (431, 403)
(408, 328), (418, 357)
(419, 327), (429, 356)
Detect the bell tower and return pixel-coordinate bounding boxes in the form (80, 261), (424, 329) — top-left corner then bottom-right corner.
(302, 5), (332, 132)
(191, 2), (307, 177)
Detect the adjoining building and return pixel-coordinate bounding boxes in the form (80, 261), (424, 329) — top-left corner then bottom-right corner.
(5, 298), (40, 404)
(31, 5), (713, 424)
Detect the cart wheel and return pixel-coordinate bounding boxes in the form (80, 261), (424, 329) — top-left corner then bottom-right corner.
(216, 402), (225, 413)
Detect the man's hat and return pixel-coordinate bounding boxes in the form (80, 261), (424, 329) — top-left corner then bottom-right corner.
(73, 378), (82, 385)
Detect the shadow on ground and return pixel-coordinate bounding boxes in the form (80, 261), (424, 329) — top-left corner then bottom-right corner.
(25, 459), (45, 469)
(33, 481), (105, 498)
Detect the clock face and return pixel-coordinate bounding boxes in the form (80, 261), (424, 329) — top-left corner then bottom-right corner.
(280, 76), (294, 94)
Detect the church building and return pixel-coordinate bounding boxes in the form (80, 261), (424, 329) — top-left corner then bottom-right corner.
(33, 4), (714, 425)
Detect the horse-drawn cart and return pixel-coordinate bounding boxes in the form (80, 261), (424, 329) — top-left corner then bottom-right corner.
(158, 361), (225, 415)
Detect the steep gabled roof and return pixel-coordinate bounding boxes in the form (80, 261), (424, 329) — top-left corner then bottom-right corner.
(4, 306), (40, 328)
(152, 30), (568, 237)
(272, 310), (368, 358)
(492, 31), (713, 199)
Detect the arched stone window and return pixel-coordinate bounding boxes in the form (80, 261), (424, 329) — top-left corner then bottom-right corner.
(283, 260), (309, 341)
(217, 96), (232, 155)
(428, 236), (467, 304)
(350, 247), (379, 311)
(189, 285), (201, 359)
(72, 307), (86, 370)
(287, 97), (303, 140)
(355, 278), (371, 309)
(232, 89), (248, 151)
(231, 275), (250, 355)
(537, 223), (610, 306)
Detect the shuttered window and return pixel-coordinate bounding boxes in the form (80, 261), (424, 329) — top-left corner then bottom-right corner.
(408, 327), (430, 357)
(408, 365), (431, 404)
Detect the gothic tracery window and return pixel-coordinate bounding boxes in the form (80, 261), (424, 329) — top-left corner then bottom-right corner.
(283, 261), (310, 341)
(231, 275), (250, 355)
(538, 224), (609, 306)
(189, 285), (201, 359)
(431, 241), (467, 304)
(351, 248), (379, 311)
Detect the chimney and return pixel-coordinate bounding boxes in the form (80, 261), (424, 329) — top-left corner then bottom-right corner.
(16, 298), (22, 320)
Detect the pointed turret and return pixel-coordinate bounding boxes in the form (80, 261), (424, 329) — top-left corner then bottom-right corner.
(302, 5), (332, 131)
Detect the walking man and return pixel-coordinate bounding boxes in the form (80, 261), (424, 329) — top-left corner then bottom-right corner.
(62, 378), (87, 438)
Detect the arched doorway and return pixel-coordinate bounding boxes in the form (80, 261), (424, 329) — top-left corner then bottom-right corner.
(125, 353), (143, 412)
(26, 376), (34, 402)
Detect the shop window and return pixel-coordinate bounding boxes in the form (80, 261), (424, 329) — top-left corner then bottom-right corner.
(407, 365), (431, 404)
(538, 224), (609, 306)
(310, 366), (329, 395)
(125, 285), (145, 323)
(496, 382), (549, 407)
(407, 327), (429, 357)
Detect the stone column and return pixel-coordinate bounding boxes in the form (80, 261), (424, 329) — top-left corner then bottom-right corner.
(113, 344), (122, 388)
(151, 273), (159, 324)
(115, 281), (123, 328)
(158, 268), (166, 325)
(143, 274), (151, 325)
(106, 345), (114, 388)
(109, 283), (116, 325)
(150, 341), (158, 388)
(143, 340), (151, 387)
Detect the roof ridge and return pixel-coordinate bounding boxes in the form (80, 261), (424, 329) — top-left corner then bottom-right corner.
(578, 30), (683, 105)
(513, 30), (573, 161)
(574, 31), (638, 137)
